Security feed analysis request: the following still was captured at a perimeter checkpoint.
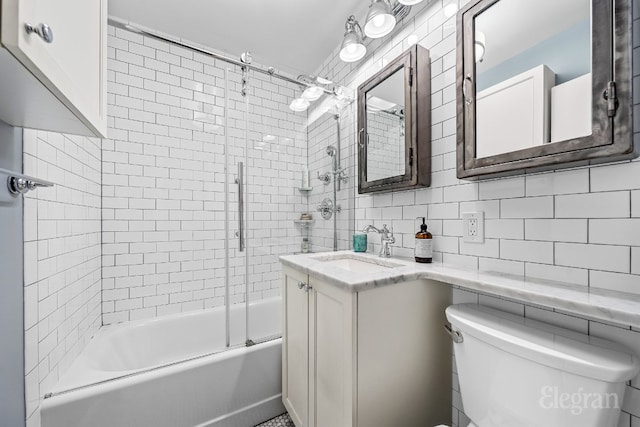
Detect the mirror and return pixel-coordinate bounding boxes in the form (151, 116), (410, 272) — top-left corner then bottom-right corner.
(366, 68), (405, 181)
(457, 0), (635, 179)
(358, 45), (431, 193)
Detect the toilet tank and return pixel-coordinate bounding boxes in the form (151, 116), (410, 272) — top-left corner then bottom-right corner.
(446, 304), (639, 427)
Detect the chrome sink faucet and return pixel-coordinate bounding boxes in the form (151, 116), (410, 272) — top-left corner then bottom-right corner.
(362, 224), (396, 258)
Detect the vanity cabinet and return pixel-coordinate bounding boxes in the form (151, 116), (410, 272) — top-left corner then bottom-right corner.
(0, 0), (107, 137)
(282, 266), (452, 427)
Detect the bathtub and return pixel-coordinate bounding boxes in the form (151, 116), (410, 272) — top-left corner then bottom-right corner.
(41, 297), (284, 427)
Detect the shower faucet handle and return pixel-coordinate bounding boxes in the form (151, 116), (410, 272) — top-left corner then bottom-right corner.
(317, 171), (331, 185)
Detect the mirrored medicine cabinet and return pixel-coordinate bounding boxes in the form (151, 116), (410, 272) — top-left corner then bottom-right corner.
(456, 0), (636, 179)
(357, 44), (431, 193)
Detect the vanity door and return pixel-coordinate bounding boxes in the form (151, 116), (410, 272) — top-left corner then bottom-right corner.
(308, 277), (355, 427)
(282, 267), (310, 427)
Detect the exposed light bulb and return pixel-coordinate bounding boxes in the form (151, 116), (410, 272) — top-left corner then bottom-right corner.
(364, 0), (396, 39)
(289, 98), (310, 112)
(373, 14), (386, 28)
(475, 31), (486, 63)
(444, 3), (459, 18)
(302, 86), (323, 102)
(398, 0), (424, 5)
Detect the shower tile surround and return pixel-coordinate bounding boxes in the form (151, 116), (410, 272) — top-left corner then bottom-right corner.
(23, 130), (102, 427)
(307, 0), (640, 425)
(101, 25), (307, 324)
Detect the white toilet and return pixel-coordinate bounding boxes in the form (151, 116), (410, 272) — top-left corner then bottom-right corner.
(445, 303), (640, 427)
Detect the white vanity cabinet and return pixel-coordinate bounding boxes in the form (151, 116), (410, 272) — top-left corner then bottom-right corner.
(282, 266), (452, 427)
(0, 0), (107, 137)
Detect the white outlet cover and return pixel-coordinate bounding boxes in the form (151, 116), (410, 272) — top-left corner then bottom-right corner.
(463, 212), (484, 243)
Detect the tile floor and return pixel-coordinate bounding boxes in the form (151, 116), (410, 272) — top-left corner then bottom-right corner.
(255, 412), (295, 427)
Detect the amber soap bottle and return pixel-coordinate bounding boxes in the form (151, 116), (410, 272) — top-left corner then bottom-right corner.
(414, 217), (432, 263)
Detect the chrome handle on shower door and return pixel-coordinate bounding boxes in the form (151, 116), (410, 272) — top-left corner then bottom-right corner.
(235, 162), (244, 252)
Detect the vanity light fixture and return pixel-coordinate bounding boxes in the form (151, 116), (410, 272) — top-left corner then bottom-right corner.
(475, 31), (486, 63)
(288, 75), (352, 113)
(398, 0), (424, 5)
(289, 97), (310, 112)
(340, 15), (367, 62)
(315, 76), (333, 85)
(339, 1), (412, 64)
(364, 0), (397, 39)
(367, 95), (397, 112)
(443, 1), (459, 17)
(302, 86), (324, 101)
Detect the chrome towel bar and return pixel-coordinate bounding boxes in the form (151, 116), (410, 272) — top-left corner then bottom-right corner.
(0, 168), (54, 196)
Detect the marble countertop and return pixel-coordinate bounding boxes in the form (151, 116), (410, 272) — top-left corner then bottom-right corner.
(280, 250), (640, 328)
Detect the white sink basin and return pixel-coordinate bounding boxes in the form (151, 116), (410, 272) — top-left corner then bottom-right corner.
(312, 255), (403, 273)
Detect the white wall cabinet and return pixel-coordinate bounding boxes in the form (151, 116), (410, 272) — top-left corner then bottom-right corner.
(0, 0), (107, 137)
(282, 266), (452, 427)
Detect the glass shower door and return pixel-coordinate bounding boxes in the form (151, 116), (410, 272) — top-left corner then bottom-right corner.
(240, 68), (308, 345)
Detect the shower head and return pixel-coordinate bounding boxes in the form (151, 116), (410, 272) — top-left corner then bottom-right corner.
(326, 146), (337, 157)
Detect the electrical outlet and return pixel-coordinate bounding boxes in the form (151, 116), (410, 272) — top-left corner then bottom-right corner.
(463, 212), (484, 243)
(468, 218), (478, 236)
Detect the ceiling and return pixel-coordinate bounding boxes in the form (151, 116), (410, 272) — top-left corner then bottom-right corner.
(109, 0), (369, 77)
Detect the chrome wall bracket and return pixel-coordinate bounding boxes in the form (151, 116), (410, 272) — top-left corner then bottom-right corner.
(5, 172), (53, 196)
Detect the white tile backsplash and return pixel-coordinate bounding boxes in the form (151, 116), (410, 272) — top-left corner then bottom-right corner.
(555, 191), (631, 218)
(555, 243), (630, 274)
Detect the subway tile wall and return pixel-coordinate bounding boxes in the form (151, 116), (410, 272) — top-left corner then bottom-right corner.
(309, 0), (640, 424)
(307, 107), (356, 252)
(23, 130), (102, 427)
(102, 25), (307, 324)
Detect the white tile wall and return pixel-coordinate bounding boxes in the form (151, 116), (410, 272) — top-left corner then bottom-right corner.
(23, 129), (102, 427)
(308, 109), (356, 253)
(309, 0), (640, 423)
(102, 25), (307, 323)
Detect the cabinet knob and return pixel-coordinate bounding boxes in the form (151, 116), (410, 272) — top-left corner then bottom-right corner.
(24, 23), (54, 44)
(297, 281), (312, 292)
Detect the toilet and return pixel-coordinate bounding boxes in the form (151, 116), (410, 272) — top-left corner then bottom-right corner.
(445, 304), (640, 427)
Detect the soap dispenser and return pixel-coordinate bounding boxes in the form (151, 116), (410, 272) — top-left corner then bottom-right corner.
(414, 217), (432, 263)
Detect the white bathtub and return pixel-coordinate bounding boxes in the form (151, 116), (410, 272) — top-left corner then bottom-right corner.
(41, 298), (284, 427)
